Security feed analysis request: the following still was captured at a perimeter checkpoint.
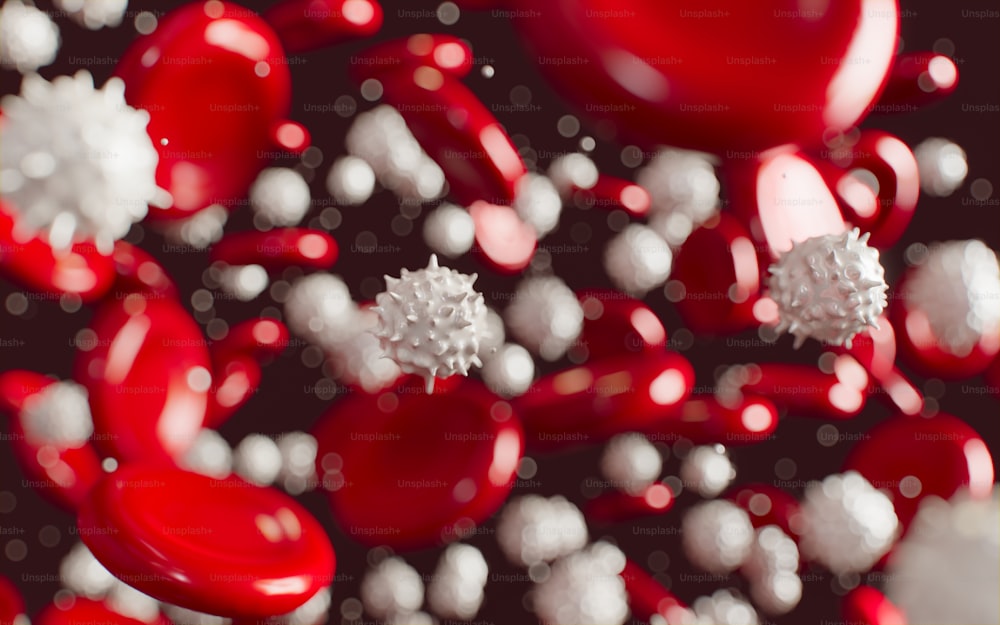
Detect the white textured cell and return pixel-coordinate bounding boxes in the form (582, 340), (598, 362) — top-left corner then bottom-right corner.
(742, 526), (802, 616)
(795, 471), (898, 574)
(547, 153), (599, 194)
(326, 155), (376, 206)
(513, 173), (562, 236)
(600, 432), (662, 495)
(427, 544), (489, 620)
(0, 71), (161, 253)
(680, 445), (736, 498)
(638, 148), (721, 247)
(481, 342), (535, 397)
(496, 495), (588, 567)
(283, 273), (356, 347)
(160, 605), (230, 625)
(20, 380), (93, 448)
(0, 0), (60, 72)
(217, 264), (269, 302)
(54, 0), (127, 29)
(423, 203), (475, 258)
(904, 240), (1000, 357)
(682, 499), (755, 573)
(373, 255), (488, 392)
(885, 487), (999, 625)
(277, 431), (318, 495)
(179, 428), (232, 479)
(160, 204), (227, 249)
(232, 434), (283, 487)
(533, 541), (629, 625)
(913, 137), (968, 197)
(604, 224), (673, 296)
(250, 168), (311, 227)
(768, 228), (888, 348)
(60, 542), (117, 599)
(346, 105), (445, 202)
(361, 557), (425, 620)
(691, 589), (759, 625)
(505, 275), (584, 361)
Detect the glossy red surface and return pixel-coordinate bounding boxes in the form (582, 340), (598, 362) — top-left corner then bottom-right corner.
(209, 228), (339, 271)
(34, 598), (171, 625)
(468, 200), (537, 273)
(726, 483), (801, 539)
(111, 241), (179, 300)
(740, 361), (869, 420)
(877, 51), (959, 110)
(650, 394), (780, 446)
(584, 483), (674, 524)
(74, 293), (211, 464)
(509, 0), (898, 153)
(577, 289), (668, 359)
(265, 0), (383, 54)
(0, 576), (25, 625)
(349, 34), (473, 79)
(206, 353), (261, 429)
(622, 559), (690, 624)
(587, 175), (652, 216)
(844, 413), (995, 530)
(842, 586), (908, 625)
(114, 1), (293, 220)
(312, 380), (523, 549)
(211, 318), (290, 364)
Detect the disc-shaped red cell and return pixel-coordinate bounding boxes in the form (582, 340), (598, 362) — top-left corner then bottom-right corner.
(312, 380), (523, 549)
(77, 466), (335, 617)
(577, 289), (668, 359)
(34, 598), (171, 625)
(0, 576), (25, 625)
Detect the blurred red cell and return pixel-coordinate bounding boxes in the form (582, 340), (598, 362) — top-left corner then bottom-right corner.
(739, 360), (869, 420)
(265, 0), (383, 54)
(349, 34), (473, 79)
(585, 483), (674, 524)
(842, 586), (908, 625)
(877, 51), (958, 110)
(35, 599), (171, 625)
(726, 483), (800, 539)
(577, 288), (667, 359)
(210, 229), (338, 271)
(468, 200), (536, 273)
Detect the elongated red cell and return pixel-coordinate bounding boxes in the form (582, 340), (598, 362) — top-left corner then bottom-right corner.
(211, 318), (290, 364)
(621, 560), (691, 624)
(585, 483), (674, 524)
(876, 51), (958, 111)
(206, 354), (261, 429)
(349, 34), (473, 79)
(210, 229), (338, 271)
(578, 289), (667, 359)
(647, 394), (779, 446)
(726, 483), (800, 538)
(468, 200), (536, 274)
(265, 0), (383, 54)
(582, 175), (651, 216)
(739, 361), (869, 420)
(111, 241), (178, 299)
(842, 586), (908, 625)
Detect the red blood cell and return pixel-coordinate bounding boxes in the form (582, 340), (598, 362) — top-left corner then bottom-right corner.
(585, 483), (674, 524)
(211, 318), (290, 365)
(508, 0), (897, 153)
(726, 483), (800, 539)
(312, 380), (523, 549)
(583, 176), (652, 216)
(876, 51), (958, 111)
(832, 315), (896, 380)
(844, 413), (995, 530)
(842, 586), (908, 625)
(649, 394), (779, 447)
(210, 229), (338, 271)
(577, 289), (667, 359)
(468, 200), (536, 273)
(265, 0), (383, 54)
(349, 34), (473, 79)
(35, 598), (171, 625)
(78, 467), (334, 617)
(0, 576), (25, 625)
(114, 2), (294, 220)
(740, 361), (869, 420)
(111, 241), (178, 299)
(74, 293), (211, 464)
(621, 560), (690, 624)
(205, 354), (261, 429)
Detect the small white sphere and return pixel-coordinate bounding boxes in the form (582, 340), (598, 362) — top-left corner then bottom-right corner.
(427, 544), (489, 619)
(326, 306), (402, 393)
(160, 605), (230, 625)
(160, 204), (227, 249)
(533, 542), (629, 625)
(680, 445), (736, 498)
(600, 433), (662, 495)
(904, 240), (1000, 357)
(682, 500), (755, 573)
(795, 471), (898, 574)
(326, 155), (376, 205)
(179, 428), (233, 480)
(250, 168), (311, 227)
(496, 495), (588, 567)
(232, 434), (283, 487)
(742, 526), (802, 616)
(480, 342), (535, 398)
(748, 569), (802, 617)
(513, 173), (562, 236)
(886, 487), (999, 625)
(54, 0), (128, 29)
(637, 148), (720, 247)
(20, 380), (93, 448)
(548, 153), (599, 194)
(374, 255), (488, 392)
(217, 264), (269, 302)
(768, 228), (888, 348)
(276, 431), (318, 495)
(283, 273), (356, 348)
(505, 275), (584, 361)
(60, 542), (117, 599)
(361, 557), (425, 620)
(691, 589), (759, 625)
(913, 137), (968, 197)
(105, 581), (161, 623)
(423, 203), (475, 258)
(604, 224), (673, 296)
(273, 587), (332, 625)
(0, 0), (60, 72)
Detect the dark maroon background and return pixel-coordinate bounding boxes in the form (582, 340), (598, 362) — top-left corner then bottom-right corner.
(2, 1), (999, 623)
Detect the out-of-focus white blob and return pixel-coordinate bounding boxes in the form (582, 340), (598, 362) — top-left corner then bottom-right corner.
(345, 105), (445, 202)
(250, 168), (311, 227)
(690, 589), (759, 625)
(0, 71), (161, 253)
(427, 544), (488, 620)
(513, 173), (562, 237)
(505, 276), (583, 361)
(327, 306), (402, 392)
(217, 264), (269, 302)
(265, 587), (332, 625)
(60, 542), (116, 599)
(886, 487), (999, 625)
(742, 526), (802, 616)
(913, 137), (968, 197)
(682, 500), (755, 573)
(361, 557), (425, 621)
(20, 380), (93, 448)
(160, 604), (231, 625)
(384, 611), (435, 625)
(714, 363), (763, 409)
(423, 203), (475, 258)
(276, 431), (318, 495)
(768, 228), (888, 348)
(160, 204), (227, 249)
(232, 434), (283, 487)
(54, 0), (128, 29)
(373, 255), (488, 392)
(604, 224), (673, 296)
(326, 155), (376, 206)
(547, 153), (599, 195)
(904, 240), (1000, 357)
(479, 307), (505, 356)
(480, 342), (534, 398)
(496, 495), (588, 567)
(533, 541), (628, 625)
(106, 581), (161, 623)
(283, 273), (356, 346)
(794, 471), (898, 575)
(179, 428), (233, 479)
(680, 445), (736, 498)
(0, 0), (59, 72)
(600, 432), (662, 495)
(637, 148), (720, 247)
